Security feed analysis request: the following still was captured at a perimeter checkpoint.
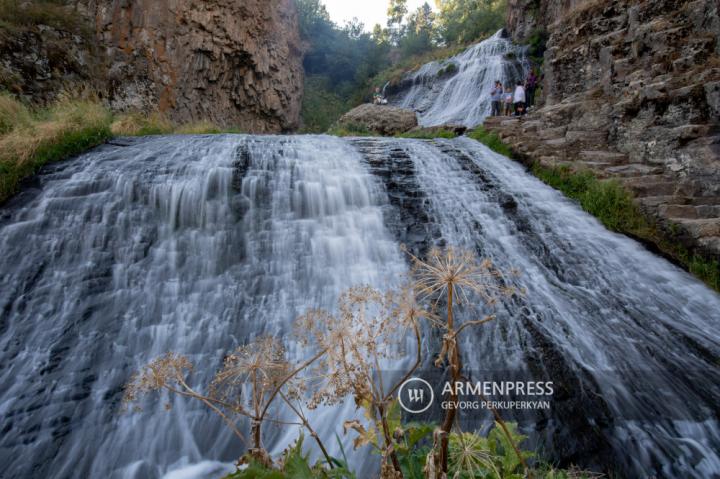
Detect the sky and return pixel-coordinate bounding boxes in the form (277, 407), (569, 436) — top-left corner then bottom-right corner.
(323, 0), (437, 31)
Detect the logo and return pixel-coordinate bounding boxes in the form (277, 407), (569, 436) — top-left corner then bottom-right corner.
(397, 377), (434, 414)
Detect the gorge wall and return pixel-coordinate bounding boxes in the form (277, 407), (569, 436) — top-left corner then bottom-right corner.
(0, 0), (304, 132)
(487, 0), (720, 260)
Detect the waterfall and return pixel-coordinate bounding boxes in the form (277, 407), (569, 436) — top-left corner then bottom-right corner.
(0, 135), (406, 478)
(390, 30), (528, 127)
(1, 133), (719, 478)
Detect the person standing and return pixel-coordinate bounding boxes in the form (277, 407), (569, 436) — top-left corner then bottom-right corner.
(525, 69), (538, 108)
(503, 85), (514, 116)
(513, 81), (526, 116)
(490, 80), (503, 116)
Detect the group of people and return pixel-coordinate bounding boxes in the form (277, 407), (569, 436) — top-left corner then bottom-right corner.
(489, 70), (539, 117)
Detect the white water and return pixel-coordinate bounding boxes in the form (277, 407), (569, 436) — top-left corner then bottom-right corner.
(0, 135), (406, 478)
(391, 30), (528, 127)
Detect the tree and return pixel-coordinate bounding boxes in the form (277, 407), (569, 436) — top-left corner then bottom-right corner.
(400, 2), (437, 56)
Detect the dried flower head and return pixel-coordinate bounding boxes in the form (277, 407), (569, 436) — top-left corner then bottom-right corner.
(211, 336), (295, 412)
(122, 352), (193, 411)
(405, 246), (520, 313)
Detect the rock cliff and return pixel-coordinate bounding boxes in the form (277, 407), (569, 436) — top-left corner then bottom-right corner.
(488, 0), (720, 260)
(0, 0), (304, 132)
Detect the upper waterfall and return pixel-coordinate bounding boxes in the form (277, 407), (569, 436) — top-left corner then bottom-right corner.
(389, 30), (528, 127)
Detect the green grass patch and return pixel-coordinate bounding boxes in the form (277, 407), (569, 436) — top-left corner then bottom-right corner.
(467, 126), (513, 157)
(531, 164), (644, 233)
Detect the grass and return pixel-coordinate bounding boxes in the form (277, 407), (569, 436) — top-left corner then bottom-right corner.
(0, 92), (112, 204)
(469, 124), (720, 292)
(0, 92), (249, 205)
(467, 126), (513, 157)
(110, 112), (243, 136)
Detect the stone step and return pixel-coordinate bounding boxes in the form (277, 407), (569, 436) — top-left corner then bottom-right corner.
(639, 195), (688, 208)
(657, 204), (720, 220)
(605, 163), (665, 177)
(697, 236), (720, 255)
(673, 218), (720, 239)
(579, 150), (629, 165)
(623, 179), (677, 197)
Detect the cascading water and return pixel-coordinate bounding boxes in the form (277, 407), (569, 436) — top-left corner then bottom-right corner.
(1, 132), (719, 478)
(0, 134), (406, 479)
(350, 136), (720, 478)
(389, 30), (528, 127)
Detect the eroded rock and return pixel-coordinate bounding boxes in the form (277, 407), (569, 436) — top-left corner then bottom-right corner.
(337, 104), (418, 136)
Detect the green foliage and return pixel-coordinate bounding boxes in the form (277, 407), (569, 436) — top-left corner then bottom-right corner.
(467, 126), (513, 157)
(435, 0), (507, 45)
(526, 28), (549, 64)
(448, 422), (533, 479)
(532, 163), (720, 292)
(222, 435), (355, 479)
(301, 76), (352, 133)
(394, 422), (435, 479)
(0, 95), (112, 204)
(531, 165), (642, 233)
(437, 62), (459, 77)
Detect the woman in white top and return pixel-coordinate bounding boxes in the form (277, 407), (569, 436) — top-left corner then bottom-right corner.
(513, 81), (526, 116)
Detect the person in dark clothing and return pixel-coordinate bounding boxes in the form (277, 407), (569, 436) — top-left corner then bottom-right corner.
(525, 69), (538, 108)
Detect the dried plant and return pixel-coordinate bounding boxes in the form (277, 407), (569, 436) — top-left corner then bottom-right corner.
(123, 338), (329, 468)
(404, 246), (525, 478)
(297, 285), (426, 478)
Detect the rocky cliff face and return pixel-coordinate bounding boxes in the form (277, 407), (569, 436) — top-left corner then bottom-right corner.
(1, 0), (304, 132)
(490, 0), (720, 259)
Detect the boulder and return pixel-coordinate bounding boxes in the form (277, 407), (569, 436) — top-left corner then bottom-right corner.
(337, 104), (418, 136)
